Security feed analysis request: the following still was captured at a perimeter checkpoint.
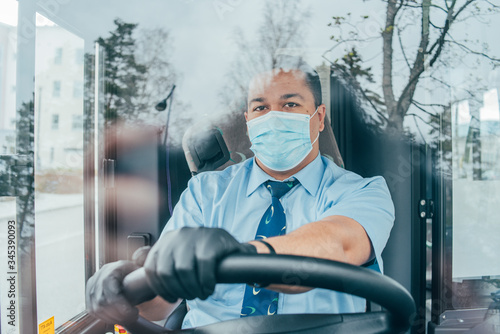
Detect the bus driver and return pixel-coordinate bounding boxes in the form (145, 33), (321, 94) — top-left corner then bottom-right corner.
(86, 57), (395, 329)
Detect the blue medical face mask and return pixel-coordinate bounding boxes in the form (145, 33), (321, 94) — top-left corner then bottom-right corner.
(247, 108), (319, 172)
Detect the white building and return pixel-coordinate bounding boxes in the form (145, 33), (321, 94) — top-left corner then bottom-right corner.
(0, 22), (17, 155)
(0, 21), (85, 170)
(34, 25), (85, 172)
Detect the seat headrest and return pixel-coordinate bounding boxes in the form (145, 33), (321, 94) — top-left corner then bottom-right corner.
(182, 111), (344, 174)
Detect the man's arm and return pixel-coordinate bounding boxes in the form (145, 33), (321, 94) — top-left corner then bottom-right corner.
(249, 216), (372, 293)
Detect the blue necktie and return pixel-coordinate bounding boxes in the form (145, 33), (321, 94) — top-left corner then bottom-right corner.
(240, 179), (299, 317)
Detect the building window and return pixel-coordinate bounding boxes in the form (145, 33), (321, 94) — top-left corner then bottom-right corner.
(53, 81), (61, 97)
(72, 115), (83, 130)
(54, 48), (63, 64)
(52, 114), (59, 130)
(73, 81), (83, 98)
(75, 48), (84, 64)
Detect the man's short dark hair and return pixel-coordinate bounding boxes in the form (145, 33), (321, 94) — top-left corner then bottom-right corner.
(274, 55), (323, 107)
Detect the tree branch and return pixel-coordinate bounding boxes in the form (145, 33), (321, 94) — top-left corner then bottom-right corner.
(397, 26), (411, 70)
(429, 0), (475, 67)
(393, 0), (431, 126)
(410, 113), (428, 143)
(427, 74), (452, 89)
(427, 0), (457, 57)
(430, 4), (448, 13)
(429, 20), (444, 29)
(381, 0), (403, 117)
(323, 36), (381, 58)
(408, 112), (439, 129)
(446, 39), (500, 63)
(452, 0), (476, 21)
(411, 101), (440, 119)
(484, 0), (499, 9)
(413, 100), (448, 110)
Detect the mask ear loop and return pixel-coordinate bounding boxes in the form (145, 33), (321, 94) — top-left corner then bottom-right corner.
(309, 106), (319, 119)
(311, 132), (320, 145)
(310, 106), (320, 145)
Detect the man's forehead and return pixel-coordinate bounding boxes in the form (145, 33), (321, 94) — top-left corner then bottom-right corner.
(248, 69), (307, 97)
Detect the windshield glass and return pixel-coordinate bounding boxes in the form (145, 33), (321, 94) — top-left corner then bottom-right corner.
(1, 0), (499, 332)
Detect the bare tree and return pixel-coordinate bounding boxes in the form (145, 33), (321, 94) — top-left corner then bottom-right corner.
(220, 0), (311, 109)
(134, 27), (178, 123)
(326, 0), (500, 132)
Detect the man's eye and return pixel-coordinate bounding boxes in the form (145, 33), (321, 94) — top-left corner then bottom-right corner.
(253, 106), (267, 112)
(284, 102), (299, 108)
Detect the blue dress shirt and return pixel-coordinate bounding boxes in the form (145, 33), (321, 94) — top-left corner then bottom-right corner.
(161, 153), (395, 329)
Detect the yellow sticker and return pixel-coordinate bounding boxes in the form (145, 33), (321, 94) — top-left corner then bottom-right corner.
(38, 316), (54, 334)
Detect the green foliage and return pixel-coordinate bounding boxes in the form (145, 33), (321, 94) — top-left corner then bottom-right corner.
(332, 47), (385, 108)
(16, 98), (34, 156)
(337, 48), (374, 83)
(97, 19), (147, 121)
(11, 98), (35, 253)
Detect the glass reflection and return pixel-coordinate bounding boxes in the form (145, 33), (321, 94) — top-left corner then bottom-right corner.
(34, 13), (86, 327)
(0, 0), (499, 330)
(451, 88), (500, 307)
(0, 0), (17, 154)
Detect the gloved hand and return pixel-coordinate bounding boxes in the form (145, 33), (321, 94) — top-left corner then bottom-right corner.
(85, 247), (150, 325)
(85, 260), (139, 325)
(144, 227), (256, 302)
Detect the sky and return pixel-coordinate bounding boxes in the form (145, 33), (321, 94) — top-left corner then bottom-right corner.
(0, 0), (17, 26)
(1, 0), (499, 139)
(51, 0), (394, 122)
(4, 0), (384, 132)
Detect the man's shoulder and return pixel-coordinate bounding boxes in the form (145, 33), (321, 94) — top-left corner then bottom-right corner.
(320, 156), (389, 191)
(320, 156), (358, 182)
(191, 158), (253, 185)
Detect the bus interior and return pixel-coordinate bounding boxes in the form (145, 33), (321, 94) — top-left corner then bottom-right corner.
(0, 0), (500, 333)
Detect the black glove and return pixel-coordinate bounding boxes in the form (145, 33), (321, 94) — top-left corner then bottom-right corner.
(132, 245), (151, 266)
(144, 227), (256, 302)
(85, 260), (139, 325)
(85, 247), (149, 324)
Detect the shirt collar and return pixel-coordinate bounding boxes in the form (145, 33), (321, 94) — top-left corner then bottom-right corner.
(246, 153), (324, 197)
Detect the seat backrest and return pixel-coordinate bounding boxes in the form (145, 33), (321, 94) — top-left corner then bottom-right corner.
(182, 110), (344, 174)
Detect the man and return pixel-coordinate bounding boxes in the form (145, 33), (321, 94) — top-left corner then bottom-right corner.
(86, 57), (394, 329)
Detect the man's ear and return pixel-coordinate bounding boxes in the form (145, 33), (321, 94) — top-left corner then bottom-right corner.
(244, 111), (249, 122)
(318, 104), (326, 132)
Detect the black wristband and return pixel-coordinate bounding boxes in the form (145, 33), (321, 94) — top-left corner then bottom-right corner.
(247, 240), (275, 288)
(254, 239), (276, 254)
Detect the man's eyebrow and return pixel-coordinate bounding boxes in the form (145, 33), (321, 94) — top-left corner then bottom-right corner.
(248, 97), (265, 104)
(280, 93), (305, 101)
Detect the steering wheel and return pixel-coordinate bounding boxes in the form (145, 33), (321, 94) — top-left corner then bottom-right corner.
(120, 254), (416, 334)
